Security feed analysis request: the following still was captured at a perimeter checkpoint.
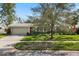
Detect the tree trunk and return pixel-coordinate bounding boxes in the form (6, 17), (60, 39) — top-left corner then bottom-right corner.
(50, 7), (56, 39)
(50, 23), (54, 39)
(50, 28), (53, 39)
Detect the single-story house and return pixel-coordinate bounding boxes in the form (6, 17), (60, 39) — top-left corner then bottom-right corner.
(8, 23), (33, 35)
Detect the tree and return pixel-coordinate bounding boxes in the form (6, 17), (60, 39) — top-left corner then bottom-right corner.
(17, 17), (24, 23)
(0, 3), (15, 26)
(31, 3), (75, 39)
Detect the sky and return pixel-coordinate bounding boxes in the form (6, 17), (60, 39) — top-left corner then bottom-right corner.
(15, 3), (38, 20)
(15, 3), (79, 21)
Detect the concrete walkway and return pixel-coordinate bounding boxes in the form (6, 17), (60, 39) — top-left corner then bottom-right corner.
(0, 35), (24, 49)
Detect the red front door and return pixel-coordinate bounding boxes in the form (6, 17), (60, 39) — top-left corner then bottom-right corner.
(71, 24), (77, 33)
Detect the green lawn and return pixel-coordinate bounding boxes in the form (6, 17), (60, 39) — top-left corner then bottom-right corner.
(15, 34), (79, 50)
(22, 35), (79, 41)
(0, 34), (6, 38)
(14, 41), (79, 50)
(54, 35), (79, 41)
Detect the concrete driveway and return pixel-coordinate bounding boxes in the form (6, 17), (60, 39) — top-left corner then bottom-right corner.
(0, 35), (24, 49)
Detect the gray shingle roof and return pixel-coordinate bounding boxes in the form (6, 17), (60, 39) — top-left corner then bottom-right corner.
(8, 23), (33, 27)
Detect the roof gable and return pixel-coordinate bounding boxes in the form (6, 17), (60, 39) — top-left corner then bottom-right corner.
(8, 23), (33, 27)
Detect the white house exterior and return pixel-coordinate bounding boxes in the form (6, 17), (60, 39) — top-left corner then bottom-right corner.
(8, 23), (33, 35)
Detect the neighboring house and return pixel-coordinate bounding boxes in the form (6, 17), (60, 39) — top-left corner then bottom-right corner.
(8, 23), (33, 35)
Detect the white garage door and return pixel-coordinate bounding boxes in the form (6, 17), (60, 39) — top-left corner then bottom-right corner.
(11, 27), (29, 35)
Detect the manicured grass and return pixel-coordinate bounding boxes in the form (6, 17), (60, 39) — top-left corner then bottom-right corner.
(15, 34), (79, 50)
(0, 34), (6, 38)
(22, 34), (49, 41)
(54, 35), (79, 41)
(14, 41), (79, 50)
(22, 35), (79, 41)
